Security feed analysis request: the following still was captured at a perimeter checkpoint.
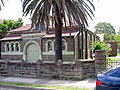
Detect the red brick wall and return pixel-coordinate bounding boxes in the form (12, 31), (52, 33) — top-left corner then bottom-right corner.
(1, 55), (23, 60)
(42, 37), (74, 61)
(108, 42), (117, 56)
(42, 37), (74, 52)
(1, 37), (74, 62)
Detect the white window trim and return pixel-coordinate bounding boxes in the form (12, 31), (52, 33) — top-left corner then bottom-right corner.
(15, 41), (20, 52)
(4, 42), (10, 52)
(45, 40), (54, 52)
(62, 39), (68, 51)
(43, 51), (74, 55)
(4, 41), (21, 52)
(53, 39), (68, 52)
(10, 42), (15, 52)
(1, 52), (23, 55)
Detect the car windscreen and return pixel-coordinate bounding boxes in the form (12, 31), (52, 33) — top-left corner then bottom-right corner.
(104, 68), (120, 77)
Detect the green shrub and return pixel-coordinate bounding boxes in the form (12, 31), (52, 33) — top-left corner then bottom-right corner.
(92, 41), (112, 56)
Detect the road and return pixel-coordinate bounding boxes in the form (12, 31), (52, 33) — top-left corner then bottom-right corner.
(0, 87), (19, 90)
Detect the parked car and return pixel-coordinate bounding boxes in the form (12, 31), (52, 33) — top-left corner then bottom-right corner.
(96, 65), (120, 90)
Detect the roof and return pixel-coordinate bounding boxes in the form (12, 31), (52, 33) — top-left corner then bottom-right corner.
(0, 36), (22, 41)
(1, 31), (79, 41)
(9, 24), (31, 32)
(43, 31), (79, 38)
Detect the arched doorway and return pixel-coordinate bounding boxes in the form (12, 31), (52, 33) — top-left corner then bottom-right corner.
(23, 41), (41, 63)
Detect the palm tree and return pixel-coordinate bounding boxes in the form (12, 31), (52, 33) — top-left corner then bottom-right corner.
(22, 0), (95, 62)
(0, 0), (5, 10)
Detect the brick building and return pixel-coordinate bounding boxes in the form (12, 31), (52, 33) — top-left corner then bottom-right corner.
(108, 42), (117, 56)
(0, 24), (99, 63)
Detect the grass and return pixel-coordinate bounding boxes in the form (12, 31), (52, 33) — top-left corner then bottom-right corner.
(117, 53), (120, 56)
(107, 58), (120, 61)
(0, 81), (94, 90)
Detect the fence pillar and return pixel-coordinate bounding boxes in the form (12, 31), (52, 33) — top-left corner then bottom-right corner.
(95, 50), (106, 75)
(37, 59), (43, 78)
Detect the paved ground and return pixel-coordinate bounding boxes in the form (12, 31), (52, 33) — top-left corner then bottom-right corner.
(0, 76), (96, 88)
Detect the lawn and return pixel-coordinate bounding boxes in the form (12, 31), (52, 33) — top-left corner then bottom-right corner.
(0, 82), (94, 90)
(117, 54), (120, 56)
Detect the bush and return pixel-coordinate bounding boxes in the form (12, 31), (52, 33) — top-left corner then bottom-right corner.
(92, 41), (112, 56)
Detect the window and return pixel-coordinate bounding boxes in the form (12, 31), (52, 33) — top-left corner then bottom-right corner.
(45, 40), (53, 52)
(5, 42), (20, 52)
(6, 43), (10, 52)
(46, 39), (67, 52)
(53, 39), (67, 51)
(62, 39), (68, 51)
(48, 41), (52, 51)
(15, 42), (20, 52)
(11, 43), (14, 51)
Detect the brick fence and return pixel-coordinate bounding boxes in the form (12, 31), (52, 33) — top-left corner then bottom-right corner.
(0, 50), (106, 80)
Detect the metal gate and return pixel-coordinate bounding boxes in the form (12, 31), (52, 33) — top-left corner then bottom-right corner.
(106, 58), (120, 70)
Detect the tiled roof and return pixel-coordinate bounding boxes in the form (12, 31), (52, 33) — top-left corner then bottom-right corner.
(9, 24), (31, 32)
(1, 31), (79, 41)
(43, 31), (79, 38)
(0, 36), (22, 41)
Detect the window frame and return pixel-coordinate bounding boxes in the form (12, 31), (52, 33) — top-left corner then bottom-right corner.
(10, 42), (15, 52)
(5, 42), (10, 52)
(5, 42), (20, 52)
(15, 42), (20, 52)
(53, 39), (68, 52)
(45, 40), (54, 52)
(62, 39), (68, 51)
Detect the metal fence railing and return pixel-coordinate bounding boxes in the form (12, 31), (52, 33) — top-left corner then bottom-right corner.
(106, 58), (120, 70)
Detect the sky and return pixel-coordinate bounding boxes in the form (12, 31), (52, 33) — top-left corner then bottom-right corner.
(0, 0), (31, 25)
(0, 0), (120, 32)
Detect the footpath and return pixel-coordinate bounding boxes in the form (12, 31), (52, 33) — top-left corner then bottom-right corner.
(0, 76), (96, 89)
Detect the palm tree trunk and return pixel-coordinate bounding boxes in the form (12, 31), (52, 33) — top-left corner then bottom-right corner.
(55, 7), (63, 62)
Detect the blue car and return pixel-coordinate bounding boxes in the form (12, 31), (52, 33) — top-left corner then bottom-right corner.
(96, 65), (120, 90)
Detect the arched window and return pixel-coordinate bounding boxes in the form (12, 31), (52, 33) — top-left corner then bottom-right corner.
(15, 42), (20, 52)
(45, 40), (53, 52)
(53, 39), (68, 51)
(48, 41), (52, 51)
(5, 42), (20, 52)
(62, 39), (68, 51)
(6, 43), (10, 52)
(11, 43), (15, 52)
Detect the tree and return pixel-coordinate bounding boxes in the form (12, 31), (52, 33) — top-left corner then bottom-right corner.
(0, 18), (23, 38)
(113, 34), (120, 53)
(113, 34), (120, 45)
(0, 0), (4, 10)
(104, 34), (115, 42)
(117, 28), (120, 35)
(22, 0), (95, 62)
(94, 22), (116, 42)
(95, 22), (116, 34)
